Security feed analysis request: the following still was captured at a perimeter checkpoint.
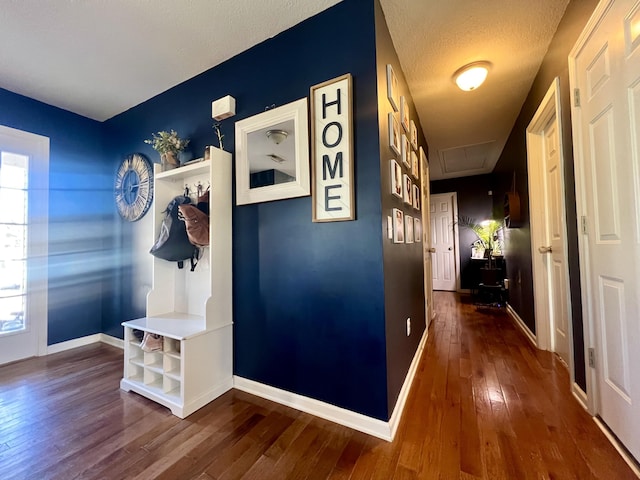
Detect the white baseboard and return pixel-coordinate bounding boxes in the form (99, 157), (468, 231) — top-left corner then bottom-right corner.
(593, 417), (640, 478)
(572, 383), (588, 410)
(387, 328), (429, 439)
(100, 334), (124, 349)
(46, 333), (124, 355)
(233, 376), (392, 440)
(47, 333), (102, 354)
(506, 303), (537, 347)
(233, 328), (429, 442)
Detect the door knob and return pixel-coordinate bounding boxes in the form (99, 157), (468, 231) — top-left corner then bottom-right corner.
(448, 247), (453, 251)
(428, 247), (436, 253)
(538, 246), (552, 254)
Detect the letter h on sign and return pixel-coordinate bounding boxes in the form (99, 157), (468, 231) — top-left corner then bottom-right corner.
(311, 74), (354, 222)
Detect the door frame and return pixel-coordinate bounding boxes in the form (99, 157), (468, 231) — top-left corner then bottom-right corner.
(421, 158), (434, 324)
(429, 191), (461, 292)
(0, 125), (49, 361)
(568, 0), (613, 417)
(526, 78), (575, 384)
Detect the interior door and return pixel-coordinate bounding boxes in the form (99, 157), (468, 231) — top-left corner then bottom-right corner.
(571, 0), (640, 460)
(0, 126), (48, 365)
(543, 115), (571, 366)
(421, 157), (434, 325)
(430, 192), (457, 291)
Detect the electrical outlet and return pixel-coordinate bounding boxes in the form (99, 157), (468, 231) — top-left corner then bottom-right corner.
(406, 318), (411, 336)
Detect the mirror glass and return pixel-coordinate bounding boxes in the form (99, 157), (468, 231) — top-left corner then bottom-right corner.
(235, 98), (309, 205)
(247, 119), (296, 189)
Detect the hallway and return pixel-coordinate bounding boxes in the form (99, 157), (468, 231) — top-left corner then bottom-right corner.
(0, 292), (637, 479)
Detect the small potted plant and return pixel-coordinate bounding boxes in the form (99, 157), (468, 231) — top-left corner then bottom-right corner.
(144, 130), (190, 169)
(457, 216), (503, 260)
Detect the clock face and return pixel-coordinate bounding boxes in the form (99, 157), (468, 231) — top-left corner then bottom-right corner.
(115, 153), (154, 221)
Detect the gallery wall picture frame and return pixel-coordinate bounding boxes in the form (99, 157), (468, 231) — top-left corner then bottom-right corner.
(411, 150), (419, 180)
(401, 134), (411, 168)
(405, 215), (414, 244)
(390, 159), (402, 198)
(389, 112), (401, 155)
(410, 120), (418, 150)
(403, 174), (412, 205)
(393, 208), (405, 243)
(413, 184), (421, 210)
(414, 217), (422, 243)
(386, 64), (399, 112)
(400, 96), (410, 132)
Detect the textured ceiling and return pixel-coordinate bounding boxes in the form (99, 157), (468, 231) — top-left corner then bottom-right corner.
(0, 0), (341, 121)
(379, 0), (570, 180)
(1, 0), (569, 180)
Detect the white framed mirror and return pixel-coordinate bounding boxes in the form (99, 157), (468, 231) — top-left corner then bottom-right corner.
(235, 98), (310, 205)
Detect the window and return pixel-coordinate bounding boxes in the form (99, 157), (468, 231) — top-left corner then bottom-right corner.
(0, 152), (28, 334)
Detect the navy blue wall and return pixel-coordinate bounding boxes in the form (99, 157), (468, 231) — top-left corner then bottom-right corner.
(105, 0), (390, 420)
(0, 88), (113, 345)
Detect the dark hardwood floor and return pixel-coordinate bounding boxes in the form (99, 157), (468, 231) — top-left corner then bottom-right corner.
(0, 292), (636, 479)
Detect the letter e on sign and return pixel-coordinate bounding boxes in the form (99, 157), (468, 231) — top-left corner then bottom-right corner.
(311, 74), (354, 222)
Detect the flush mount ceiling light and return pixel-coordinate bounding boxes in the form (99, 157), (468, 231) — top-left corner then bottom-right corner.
(266, 129), (288, 145)
(453, 61), (492, 91)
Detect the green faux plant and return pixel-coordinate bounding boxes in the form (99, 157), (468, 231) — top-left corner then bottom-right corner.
(457, 216), (503, 253)
(144, 130), (190, 155)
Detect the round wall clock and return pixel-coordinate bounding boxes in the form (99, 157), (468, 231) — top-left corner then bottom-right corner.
(115, 153), (154, 222)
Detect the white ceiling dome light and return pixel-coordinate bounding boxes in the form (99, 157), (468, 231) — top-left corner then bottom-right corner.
(453, 61), (492, 91)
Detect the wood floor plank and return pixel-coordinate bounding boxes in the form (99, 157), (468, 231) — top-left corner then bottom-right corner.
(0, 293), (637, 479)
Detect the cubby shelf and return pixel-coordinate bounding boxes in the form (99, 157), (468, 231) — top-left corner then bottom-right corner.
(120, 148), (233, 418)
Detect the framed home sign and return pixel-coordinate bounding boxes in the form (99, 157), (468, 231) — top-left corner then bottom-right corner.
(311, 73), (355, 222)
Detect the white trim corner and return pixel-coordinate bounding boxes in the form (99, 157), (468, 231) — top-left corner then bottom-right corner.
(387, 327), (429, 440)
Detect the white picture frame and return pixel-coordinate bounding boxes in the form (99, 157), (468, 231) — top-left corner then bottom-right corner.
(401, 134), (411, 168)
(390, 159), (402, 198)
(400, 96), (410, 132)
(414, 217), (422, 243)
(411, 150), (419, 180)
(410, 120), (418, 150)
(405, 215), (414, 244)
(386, 64), (399, 111)
(389, 112), (401, 155)
(413, 184), (421, 210)
(403, 174), (412, 205)
(393, 208), (404, 243)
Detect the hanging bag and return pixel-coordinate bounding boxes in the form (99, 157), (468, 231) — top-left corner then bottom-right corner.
(149, 195), (200, 270)
(178, 187), (210, 247)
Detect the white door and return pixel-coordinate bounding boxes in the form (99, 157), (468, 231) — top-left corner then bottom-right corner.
(527, 78), (572, 368)
(430, 192), (457, 291)
(570, 0), (640, 460)
(0, 126), (48, 365)
(421, 156), (434, 325)
(543, 120), (571, 365)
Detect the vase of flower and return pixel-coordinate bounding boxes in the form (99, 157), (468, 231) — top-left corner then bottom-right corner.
(161, 151), (180, 169)
(144, 130), (190, 171)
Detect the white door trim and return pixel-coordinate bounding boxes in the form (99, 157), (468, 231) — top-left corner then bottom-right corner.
(421, 158), (434, 324)
(526, 77), (575, 380)
(568, 0), (615, 417)
(429, 192), (461, 292)
(0, 125), (49, 359)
